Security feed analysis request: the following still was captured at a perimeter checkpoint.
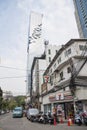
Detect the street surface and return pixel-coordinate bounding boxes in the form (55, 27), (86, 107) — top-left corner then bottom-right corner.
(0, 113), (87, 130)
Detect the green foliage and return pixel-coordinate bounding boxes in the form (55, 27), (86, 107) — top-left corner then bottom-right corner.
(8, 99), (17, 110)
(14, 96), (26, 108)
(2, 100), (9, 110)
(0, 97), (3, 109)
(0, 87), (3, 97)
(0, 95), (26, 110)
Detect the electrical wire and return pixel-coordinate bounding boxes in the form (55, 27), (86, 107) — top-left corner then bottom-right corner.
(0, 65), (45, 72)
(0, 65), (27, 71)
(0, 76), (27, 79)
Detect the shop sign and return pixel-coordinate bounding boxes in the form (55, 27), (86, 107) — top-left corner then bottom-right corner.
(64, 91), (73, 100)
(64, 95), (73, 100)
(49, 93), (64, 102)
(43, 75), (50, 83)
(56, 93), (64, 100)
(57, 105), (63, 116)
(57, 105), (62, 111)
(49, 95), (56, 102)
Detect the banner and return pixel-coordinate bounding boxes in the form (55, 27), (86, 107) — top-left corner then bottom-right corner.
(29, 11), (43, 44)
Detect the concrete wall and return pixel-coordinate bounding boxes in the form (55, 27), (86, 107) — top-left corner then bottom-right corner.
(39, 59), (46, 94)
(76, 87), (87, 100)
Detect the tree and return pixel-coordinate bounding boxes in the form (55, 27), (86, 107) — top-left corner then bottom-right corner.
(14, 96), (26, 109)
(0, 87), (3, 97)
(1, 100), (9, 110)
(8, 99), (17, 110)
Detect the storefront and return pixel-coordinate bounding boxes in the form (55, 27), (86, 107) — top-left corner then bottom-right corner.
(43, 91), (75, 119)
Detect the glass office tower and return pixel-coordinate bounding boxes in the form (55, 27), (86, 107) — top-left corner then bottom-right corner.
(73, 0), (87, 38)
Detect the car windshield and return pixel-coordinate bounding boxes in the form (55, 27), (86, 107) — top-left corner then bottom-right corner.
(29, 109), (39, 114)
(14, 108), (22, 112)
(14, 109), (21, 111)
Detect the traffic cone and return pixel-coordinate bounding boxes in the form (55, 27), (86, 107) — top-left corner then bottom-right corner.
(68, 118), (71, 126)
(70, 118), (73, 125)
(54, 118), (57, 126)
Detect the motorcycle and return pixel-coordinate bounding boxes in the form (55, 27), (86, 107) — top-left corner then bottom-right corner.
(38, 115), (44, 123)
(83, 116), (87, 126)
(81, 112), (87, 126)
(38, 113), (54, 124)
(74, 113), (82, 126)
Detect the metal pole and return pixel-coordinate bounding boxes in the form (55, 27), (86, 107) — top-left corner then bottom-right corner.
(73, 95), (76, 115)
(26, 13), (31, 99)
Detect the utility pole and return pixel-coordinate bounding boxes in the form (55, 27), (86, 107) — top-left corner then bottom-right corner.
(69, 75), (76, 115)
(0, 87), (3, 110)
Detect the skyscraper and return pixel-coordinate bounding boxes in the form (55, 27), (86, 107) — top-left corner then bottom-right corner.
(73, 0), (87, 38)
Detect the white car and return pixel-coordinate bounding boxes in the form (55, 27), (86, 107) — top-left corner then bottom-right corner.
(27, 108), (39, 121)
(1, 110), (5, 114)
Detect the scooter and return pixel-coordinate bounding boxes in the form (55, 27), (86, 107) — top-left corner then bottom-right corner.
(83, 116), (87, 126)
(81, 112), (87, 126)
(38, 113), (54, 124)
(38, 115), (44, 123)
(74, 113), (82, 126)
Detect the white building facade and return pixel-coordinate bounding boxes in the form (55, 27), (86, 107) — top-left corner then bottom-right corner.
(31, 43), (61, 109)
(41, 39), (87, 119)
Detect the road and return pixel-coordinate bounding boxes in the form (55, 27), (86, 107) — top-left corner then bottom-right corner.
(0, 113), (87, 130)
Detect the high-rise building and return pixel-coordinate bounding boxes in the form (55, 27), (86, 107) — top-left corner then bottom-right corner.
(73, 0), (87, 38)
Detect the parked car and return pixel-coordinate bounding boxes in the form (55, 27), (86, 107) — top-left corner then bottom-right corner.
(27, 108), (39, 122)
(1, 110), (5, 115)
(12, 107), (23, 118)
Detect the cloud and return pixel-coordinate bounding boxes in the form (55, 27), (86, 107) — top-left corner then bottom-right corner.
(17, 0), (79, 45)
(0, 0), (79, 95)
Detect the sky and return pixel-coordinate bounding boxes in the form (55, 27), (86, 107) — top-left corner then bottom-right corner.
(0, 0), (79, 96)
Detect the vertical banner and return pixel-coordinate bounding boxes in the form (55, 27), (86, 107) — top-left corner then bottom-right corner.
(26, 12), (43, 95)
(29, 11), (43, 44)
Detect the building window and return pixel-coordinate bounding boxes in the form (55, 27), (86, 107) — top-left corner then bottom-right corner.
(55, 73), (56, 78)
(65, 48), (71, 57)
(79, 45), (87, 51)
(60, 71), (63, 80)
(67, 67), (71, 73)
(50, 75), (53, 85)
(50, 68), (52, 73)
(49, 57), (51, 62)
(85, 21), (87, 25)
(48, 49), (51, 54)
(57, 57), (61, 64)
(54, 63), (56, 68)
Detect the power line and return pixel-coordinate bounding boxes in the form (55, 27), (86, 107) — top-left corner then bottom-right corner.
(0, 65), (46, 72)
(0, 65), (27, 71)
(0, 76), (27, 79)
(0, 71), (77, 80)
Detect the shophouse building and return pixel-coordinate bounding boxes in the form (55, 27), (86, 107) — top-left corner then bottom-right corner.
(41, 39), (87, 119)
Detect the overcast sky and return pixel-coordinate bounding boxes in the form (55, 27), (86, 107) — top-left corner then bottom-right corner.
(0, 0), (79, 96)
